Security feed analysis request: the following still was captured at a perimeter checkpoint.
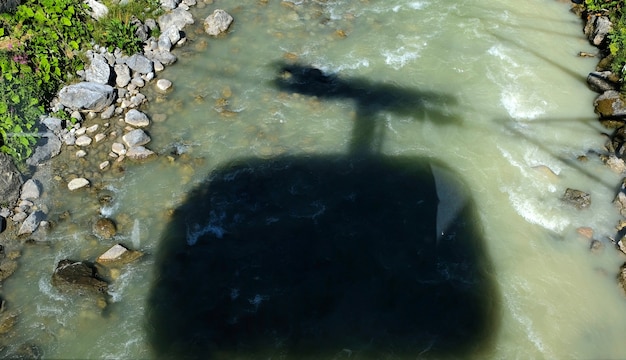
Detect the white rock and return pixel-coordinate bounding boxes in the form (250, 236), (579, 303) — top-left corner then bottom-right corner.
(156, 79), (172, 92)
(86, 124), (99, 133)
(67, 178), (90, 191)
(112, 142), (127, 155)
(99, 161), (110, 170)
(204, 9), (234, 36)
(124, 109), (150, 127)
(76, 150), (87, 158)
(75, 135), (93, 146)
(123, 130), (151, 147)
(20, 179), (41, 200)
(95, 133), (107, 143)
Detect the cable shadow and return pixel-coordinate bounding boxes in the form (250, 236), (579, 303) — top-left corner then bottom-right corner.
(145, 154), (500, 359)
(489, 32), (589, 86)
(272, 61), (461, 154)
(496, 118), (615, 190)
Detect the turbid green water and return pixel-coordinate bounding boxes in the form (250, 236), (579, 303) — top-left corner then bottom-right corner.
(3, 0), (626, 358)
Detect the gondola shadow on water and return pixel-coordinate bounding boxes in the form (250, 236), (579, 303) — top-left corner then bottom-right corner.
(145, 63), (500, 359)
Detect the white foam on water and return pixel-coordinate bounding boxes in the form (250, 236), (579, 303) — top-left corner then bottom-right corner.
(486, 45), (549, 120)
(504, 280), (552, 358)
(379, 35), (427, 70)
(131, 219), (141, 249)
(498, 146), (569, 232)
(186, 211), (227, 246)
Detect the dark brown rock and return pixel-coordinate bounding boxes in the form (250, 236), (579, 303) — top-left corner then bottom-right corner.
(92, 218), (117, 239)
(51, 259), (108, 294)
(562, 188), (591, 209)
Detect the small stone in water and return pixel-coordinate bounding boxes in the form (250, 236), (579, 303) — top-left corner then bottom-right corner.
(93, 218), (116, 239)
(95, 133), (106, 143)
(76, 150), (87, 158)
(156, 79), (172, 92)
(112, 142), (126, 155)
(86, 124), (99, 133)
(99, 161), (110, 170)
(67, 178), (90, 191)
(75, 135), (92, 147)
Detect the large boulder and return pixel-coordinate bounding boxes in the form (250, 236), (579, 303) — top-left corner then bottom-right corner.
(587, 71), (619, 93)
(0, 153), (23, 207)
(57, 82), (116, 112)
(85, 53), (111, 85)
(584, 15), (612, 47)
(594, 90), (626, 118)
(51, 259), (108, 294)
(157, 7), (194, 32)
(26, 132), (62, 166)
(126, 54), (153, 75)
(204, 9), (234, 36)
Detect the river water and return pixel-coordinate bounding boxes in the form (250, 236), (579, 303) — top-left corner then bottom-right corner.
(3, 0), (626, 358)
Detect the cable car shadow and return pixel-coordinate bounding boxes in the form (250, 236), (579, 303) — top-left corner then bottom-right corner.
(145, 64), (500, 359)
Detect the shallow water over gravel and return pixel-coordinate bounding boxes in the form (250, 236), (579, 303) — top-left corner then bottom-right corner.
(3, 1), (626, 358)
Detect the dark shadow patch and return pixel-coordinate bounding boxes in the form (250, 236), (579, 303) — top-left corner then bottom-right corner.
(272, 62), (461, 154)
(146, 154), (499, 359)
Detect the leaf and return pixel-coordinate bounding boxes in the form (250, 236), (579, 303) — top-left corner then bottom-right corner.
(61, 17), (71, 27)
(0, 28), (4, 37)
(69, 40), (79, 50)
(10, 94), (19, 103)
(0, 102), (7, 114)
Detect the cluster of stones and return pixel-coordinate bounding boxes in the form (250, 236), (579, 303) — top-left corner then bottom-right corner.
(570, 4), (626, 294)
(0, 0), (235, 335)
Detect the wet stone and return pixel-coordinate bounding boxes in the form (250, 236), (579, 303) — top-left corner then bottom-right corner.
(562, 188), (591, 209)
(67, 178), (90, 191)
(93, 217), (117, 239)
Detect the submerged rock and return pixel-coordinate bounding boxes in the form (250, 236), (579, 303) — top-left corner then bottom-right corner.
(594, 90), (626, 118)
(562, 188), (591, 209)
(51, 259), (108, 294)
(17, 210), (45, 236)
(93, 218), (117, 239)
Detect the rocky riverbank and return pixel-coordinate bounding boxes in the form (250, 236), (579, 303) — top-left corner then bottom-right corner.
(0, 0), (234, 352)
(567, 3), (626, 293)
(0, 0), (626, 354)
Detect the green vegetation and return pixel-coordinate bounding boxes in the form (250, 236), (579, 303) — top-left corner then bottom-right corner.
(585, 0), (626, 88)
(0, 0), (160, 164)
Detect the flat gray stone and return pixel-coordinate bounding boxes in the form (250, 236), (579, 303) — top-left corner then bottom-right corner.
(20, 179), (41, 200)
(57, 82), (116, 112)
(126, 146), (155, 160)
(124, 109), (150, 127)
(114, 63), (131, 88)
(126, 54), (153, 75)
(122, 129), (151, 147)
(26, 133), (62, 166)
(158, 7), (194, 32)
(18, 210), (45, 236)
(204, 9), (234, 36)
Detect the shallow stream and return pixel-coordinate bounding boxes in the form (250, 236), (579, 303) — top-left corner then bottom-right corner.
(4, 0), (626, 358)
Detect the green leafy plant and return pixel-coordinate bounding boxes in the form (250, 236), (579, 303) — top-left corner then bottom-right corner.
(0, 0), (93, 163)
(98, 18), (143, 54)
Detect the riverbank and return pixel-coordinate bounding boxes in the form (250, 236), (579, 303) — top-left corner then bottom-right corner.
(0, 0), (620, 358)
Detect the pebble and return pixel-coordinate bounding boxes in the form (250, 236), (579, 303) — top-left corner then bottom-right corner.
(86, 124), (99, 134)
(156, 79), (173, 92)
(75, 135), (93, 147)
(95, 133), (107, 143)
(99, 161), (110, 170)
(112, 142), (126, 155)
(67, 178), (90, 191)
(76, 150), (87, 158)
